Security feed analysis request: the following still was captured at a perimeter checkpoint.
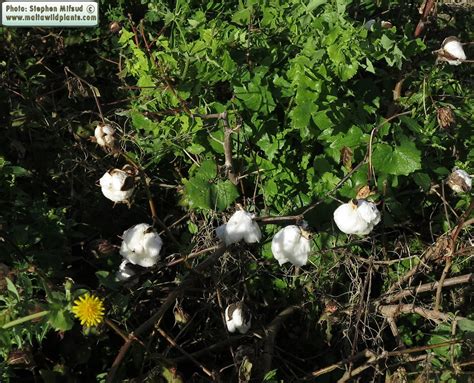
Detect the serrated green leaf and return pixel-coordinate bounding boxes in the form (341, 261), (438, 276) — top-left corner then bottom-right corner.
(365, 58), (375, 74)
(183, 160), (238, 211)
(211, 180), (239, 211)
(372, 138), (421, 176)
(380, 34), (394, 50)
(234, 77), (276, 114)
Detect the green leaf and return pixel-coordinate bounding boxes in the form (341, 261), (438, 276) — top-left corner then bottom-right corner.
(183, 160), (238, 211)
(313, 111), (333, 131)
(380, 34), (394, 50)
(458, 318), (474, 333)
(212, 180), (240, 211)
(234, 76), (276, 114)
(130, 111), (160, 134)
(307, 0), (326, 12)
(372, 138), (421, 176)
(162, 365), (184, 383)
(9, 166), (30, 177)
(5, 278), (20, 301)
(365, 58), (375, 74)
(48, 307), (74, 332)
(413, 172), (431, 191)
(400, 115), (422, 134)
(95, 271), (119, 290)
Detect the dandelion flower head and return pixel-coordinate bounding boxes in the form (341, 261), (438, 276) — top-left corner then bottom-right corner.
(71, 293), (105, 327)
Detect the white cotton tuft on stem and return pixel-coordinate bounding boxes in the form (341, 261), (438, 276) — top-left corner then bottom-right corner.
(271, 225), (312, 267)
(119, 223), (163, 267)
(225, 302), (251, 334)
(333, 199), (381, 236)
(94, 123), (116, 149)
(439, 37), (466, 66)
(99, 168), (135, 203)
(216, 209), (261, 246)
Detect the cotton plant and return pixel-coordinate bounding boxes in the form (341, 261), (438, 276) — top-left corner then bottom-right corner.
(333, 199), (381, 236)
(447, 168), (472, 194)
(435, 37), (466, 66)
(216, 208), (261, 246)
(119, 223), (163, 268)
(225, 302), (251, 334)
(94, 123), (116, 149)
(271, 225), (312, 267)
(99, 166), (135, 204)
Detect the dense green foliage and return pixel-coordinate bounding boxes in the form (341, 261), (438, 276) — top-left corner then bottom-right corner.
(0, 0), (473, 381)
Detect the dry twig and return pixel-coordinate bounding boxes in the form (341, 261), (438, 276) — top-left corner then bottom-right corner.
(106, 244), (226, 383)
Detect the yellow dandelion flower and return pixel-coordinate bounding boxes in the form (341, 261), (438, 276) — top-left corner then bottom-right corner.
(71, 293), (105, 327)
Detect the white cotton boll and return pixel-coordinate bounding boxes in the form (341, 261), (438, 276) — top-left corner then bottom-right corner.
(116, 260), (135, 281)
(455, 169), (472, 189)
(443, 38), (466, 62)
(216, 224), (226, 241)
(333, 200), (381, 236)
(333, 202), (369, 235)
(225, 303), (251, 334)
(439, 37), (466, 66)
(357, 200), (381, 226)
(94, 124), (116, 148)
(447, 169), (472, 193)
(271, 225), (311, 267)
(120, 223), (163, 267)
(216, 210), (261, 246)
(99, 169), (134, 203)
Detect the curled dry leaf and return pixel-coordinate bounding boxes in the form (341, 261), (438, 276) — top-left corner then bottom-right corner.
(437, 106), (456, 129)
(356, 185), (372, 200)
(340, 146), (353, 170)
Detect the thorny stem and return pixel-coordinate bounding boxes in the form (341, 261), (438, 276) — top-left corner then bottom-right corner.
(166, 245), (220, 267)
(384, 200), (473, 300)
(221, 111), (238, 185)
(254, 214), (304, 224)
(378, 304), (462, 323)
(348, 259), (373, 375)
